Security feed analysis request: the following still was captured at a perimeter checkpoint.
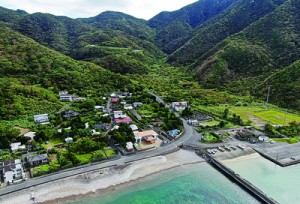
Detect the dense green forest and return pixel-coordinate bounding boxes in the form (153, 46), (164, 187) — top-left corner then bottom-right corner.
(189, 0), (300, 109)
(0, 8), (164, 75)
(1, 0), (300, 119)
(0, 22), (132, 121)
(168, 0), (286, 65)
(147, 0), (237, 54)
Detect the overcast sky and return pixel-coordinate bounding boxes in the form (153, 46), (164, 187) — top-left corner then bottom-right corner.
(0, 0), (197, 19)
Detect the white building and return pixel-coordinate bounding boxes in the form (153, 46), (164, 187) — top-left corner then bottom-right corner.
(126, 142), (134, 151)
(134, 130), (158, 143)
(114, 110), (123, 115)
(34, 114), (49, 124)
(130, 124), (139, 131)
(188, 119), (199, 126)
(10, 143), (26, 152)
(60, 94), (74, 102)
(258, 136), (269, 142)
(2, 159), (26, 184)
(171, 102), (188, 112)
(59, 91), (68, 96)
(65, 137), (73, 143)
(114, 110), (127, 119)
(73, 97), (86, 101)
(95, 106), (105, 110)
(24, 132), (36, 140)
(124, 104), (133, 110)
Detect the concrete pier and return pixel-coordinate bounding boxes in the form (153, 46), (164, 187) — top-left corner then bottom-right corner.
(207, 155), (278, 204)
(253, 143), (300, 167)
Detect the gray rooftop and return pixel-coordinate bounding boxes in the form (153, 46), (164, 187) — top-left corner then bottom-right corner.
(28, 153), (49, 163)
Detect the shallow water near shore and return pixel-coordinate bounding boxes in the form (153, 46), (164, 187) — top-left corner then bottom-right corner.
(65, 163), (259, 204)
(224, 154), (300, 204)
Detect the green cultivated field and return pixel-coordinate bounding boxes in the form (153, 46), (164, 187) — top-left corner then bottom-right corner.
(199, 120), (220, 127)
(230, 107), (300, 126)
(196, 105), (300, 126)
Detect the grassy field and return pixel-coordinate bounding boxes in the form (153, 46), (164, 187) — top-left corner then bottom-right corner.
(104, 148), (116, 157)
(199, 120), (220, 127)
(76, 153), (93, 164)
(42, 138), (64, 149)
(33, 164), (50, 175)
(196, 104), (300, 126)
(273, 137), (300, 144)
(230, 106), (300, 126)
(76, 148), (115, 164)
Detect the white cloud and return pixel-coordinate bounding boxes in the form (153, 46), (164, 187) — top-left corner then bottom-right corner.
(0, 0), (197, 19)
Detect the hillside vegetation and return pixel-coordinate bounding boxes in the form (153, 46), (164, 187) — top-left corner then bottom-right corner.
(6, 12), (163, 74)
(190, 0), (300, 109)
(148, 0), (237, 54)
(0, 23), (132, 121)
(168, 0), (286, 65)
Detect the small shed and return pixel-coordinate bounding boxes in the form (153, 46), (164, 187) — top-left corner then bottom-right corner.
(24, 132), (36, 140)
(126, 142), (134, 152)
(65, 137), (73, 143)
(258, 136), (269, 142)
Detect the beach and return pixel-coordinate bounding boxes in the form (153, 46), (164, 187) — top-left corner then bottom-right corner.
(0, 150), (204, 204)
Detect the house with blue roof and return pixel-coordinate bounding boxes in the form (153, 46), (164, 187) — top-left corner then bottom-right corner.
(168, 129), (181, 137)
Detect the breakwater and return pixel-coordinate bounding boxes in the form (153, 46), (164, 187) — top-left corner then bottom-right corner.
(253, 146), (300, 167)
(207, 155), (278, 204)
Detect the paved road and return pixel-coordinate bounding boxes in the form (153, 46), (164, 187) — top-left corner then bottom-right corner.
(148, 90), (197, 145)
(0, 143), (178, 196)
(0, 91), (200, 196)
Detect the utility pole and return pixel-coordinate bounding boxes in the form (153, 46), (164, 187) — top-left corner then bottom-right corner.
(266, 85), (271, 104)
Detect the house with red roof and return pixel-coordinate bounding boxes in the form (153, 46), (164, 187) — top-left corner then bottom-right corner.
(115, 117), (132, 124)
(111, 98), (119, 103)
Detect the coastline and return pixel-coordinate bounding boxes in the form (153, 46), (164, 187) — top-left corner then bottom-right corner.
(0, 150), (205, 204)
(221, 152), (260, 163)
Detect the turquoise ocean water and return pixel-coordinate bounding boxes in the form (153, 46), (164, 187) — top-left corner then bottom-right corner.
(66, 163), (259, 204)
(224, 155), (300, 204)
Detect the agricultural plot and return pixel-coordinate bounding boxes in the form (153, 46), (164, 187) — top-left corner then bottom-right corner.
(196, 104), (300, 126)
(230, 107), (300, 126)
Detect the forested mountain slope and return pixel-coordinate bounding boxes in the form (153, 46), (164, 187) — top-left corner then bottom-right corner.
(192, 0), (300, 87)
(1, 11), (163, 74)
(79, 11), (155, 42)
(0, 22), (131, 120)
(257, 60), (300, 110)
(148, 0), (237, 54)
(168, 0), (286, 65)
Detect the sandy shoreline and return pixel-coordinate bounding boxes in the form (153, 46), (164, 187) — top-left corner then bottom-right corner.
(0, 150), (204, 204)
(222, 152), (260, 163)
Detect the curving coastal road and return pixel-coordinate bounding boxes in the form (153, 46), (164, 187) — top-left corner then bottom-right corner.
(0, 91), (198, 196)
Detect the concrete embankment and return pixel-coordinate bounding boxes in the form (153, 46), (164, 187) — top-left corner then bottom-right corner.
(207, 155), (278, 204)
(0, 150), (203, 204)
(253, 143), (300, 167)
(0, 145), (180, 198)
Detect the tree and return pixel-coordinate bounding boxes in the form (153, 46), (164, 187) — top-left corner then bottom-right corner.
(79, 99), (96, 111)
(56, 152), (69, 167)
(223, 108), (229, 119)
(0, 125), (20, 148)
(219, 121), (226, 128)
(181, 107), (193, 117)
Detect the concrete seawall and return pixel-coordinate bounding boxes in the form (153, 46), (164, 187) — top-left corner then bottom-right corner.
(207, 155), (278, 204)
(253, 146), (300, 167)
